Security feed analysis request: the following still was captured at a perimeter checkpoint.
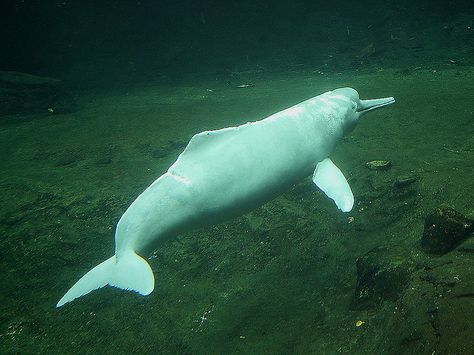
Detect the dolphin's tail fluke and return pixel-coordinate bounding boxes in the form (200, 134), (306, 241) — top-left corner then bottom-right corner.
(56, 252), (154, 308)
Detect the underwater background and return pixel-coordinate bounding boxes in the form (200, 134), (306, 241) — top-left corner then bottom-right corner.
(1, 0), (473, 354)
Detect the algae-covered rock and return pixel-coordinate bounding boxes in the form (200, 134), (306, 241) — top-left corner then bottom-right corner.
(0, 71), (78, 117)
(420, 206), (474, 254)
(350, 170), (418, 232)
(376, 256), (474, 354)
(351, 246), (415, 310)
(365, 160), (392, 171)
(394, 175), (417, 188)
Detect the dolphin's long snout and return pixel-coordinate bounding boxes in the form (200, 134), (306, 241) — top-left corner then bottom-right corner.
(358, 97), (395, 114)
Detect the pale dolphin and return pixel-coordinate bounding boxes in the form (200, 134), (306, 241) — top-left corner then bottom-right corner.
(57, 87), (395, 307)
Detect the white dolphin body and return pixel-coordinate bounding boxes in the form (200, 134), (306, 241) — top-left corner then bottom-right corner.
(57, 87), (395, 307)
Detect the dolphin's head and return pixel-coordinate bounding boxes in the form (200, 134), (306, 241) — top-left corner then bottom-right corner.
(330, 88), (395, 134)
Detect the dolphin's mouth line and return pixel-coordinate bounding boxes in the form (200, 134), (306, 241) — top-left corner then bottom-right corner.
(357, 97), (395, 113)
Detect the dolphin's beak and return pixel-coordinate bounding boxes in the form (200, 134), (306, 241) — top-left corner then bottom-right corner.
(358, 97), (395, 114)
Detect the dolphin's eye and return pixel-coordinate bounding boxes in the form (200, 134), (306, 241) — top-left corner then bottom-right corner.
(352, 103), (357, 110)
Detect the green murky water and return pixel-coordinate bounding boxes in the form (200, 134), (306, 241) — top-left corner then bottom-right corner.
(1, 68), (473, 353)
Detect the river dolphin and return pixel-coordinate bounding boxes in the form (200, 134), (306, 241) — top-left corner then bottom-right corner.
(57, 87), (395, 307)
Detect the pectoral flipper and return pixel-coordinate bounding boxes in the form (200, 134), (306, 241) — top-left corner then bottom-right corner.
(312, 158), (354, 212)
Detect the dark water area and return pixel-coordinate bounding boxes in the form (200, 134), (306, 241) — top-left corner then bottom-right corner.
(2, 0), (474, 85)
(1, 1), (474, 354)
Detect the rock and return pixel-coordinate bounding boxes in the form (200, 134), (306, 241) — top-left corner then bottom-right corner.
(350, 246), (415, 310)
(0, 71), (79, 117)
(150, 147), (168, 159)
(168, 139), (187, 150)
(394, 175), (417, 188)
(95, 157), (113, 165)
(54, 154), (79, 167)
(420, 206), (474, 254)
(141, 139), (188, 159)
(357, 42), (376, 59)
(350, 170), (418, 232)
(377, 257), (474, 354)
(365, 160), (392, 171)
(395, 68), (413, 76)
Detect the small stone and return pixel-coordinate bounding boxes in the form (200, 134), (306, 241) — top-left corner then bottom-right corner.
(420, 206), (474, 254)
(168, 139), (187, 150)
(151, 147), (168, 159)
(54, 154), (78, 167)
(150, 140), (187, 159)
(394, 175), (417, 188)
(365, 160), (392, 171)
(95, 157), (112, 165)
